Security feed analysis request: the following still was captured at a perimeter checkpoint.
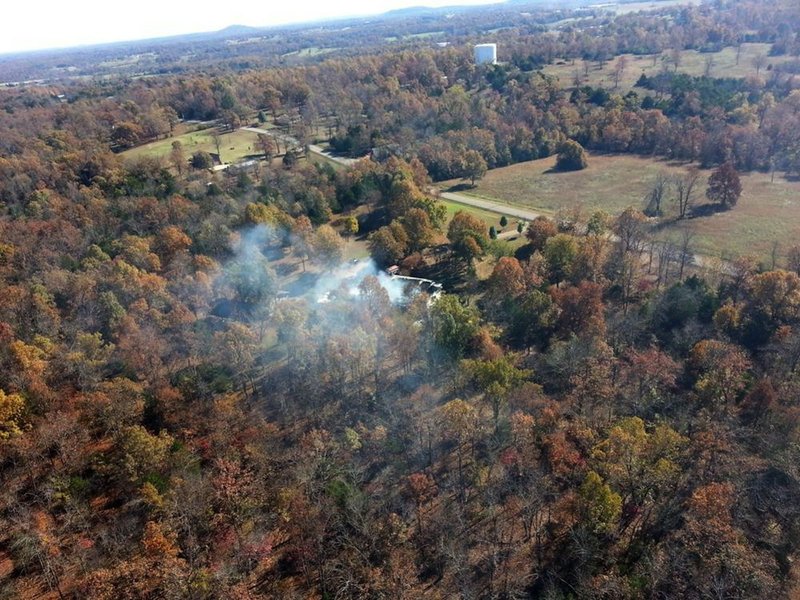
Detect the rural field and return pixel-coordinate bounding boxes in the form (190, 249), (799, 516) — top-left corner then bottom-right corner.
(444, 153), (800, 261)
(543, 42), (791, 91)
(610, 0), (700, 13)
(121, 126), (263, 164)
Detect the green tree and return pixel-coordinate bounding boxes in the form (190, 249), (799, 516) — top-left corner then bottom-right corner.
(543, 233), (579, 283)
(555, 139), (588, 171)
(509, 289), (558, 349)
(343, 216), (359, 239)
(591, 417), (686, 508)
(430, 294), (481, 359)
(463, 355), (531, 430)
(448, 211), (489, 264)
(190, 151), (213, 170)
(578, 471), (622, 534)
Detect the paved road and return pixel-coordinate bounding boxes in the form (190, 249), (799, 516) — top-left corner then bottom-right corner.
(241, 126), (360, 167)
(438, 187), (733, 275)
(437, 189), (542, 222)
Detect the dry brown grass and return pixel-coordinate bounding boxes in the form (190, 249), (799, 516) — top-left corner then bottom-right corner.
(543, 43), (792, 92)
(445, 153), (800, 261)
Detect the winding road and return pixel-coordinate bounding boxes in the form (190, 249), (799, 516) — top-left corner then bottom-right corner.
(241, 126), (361, 167)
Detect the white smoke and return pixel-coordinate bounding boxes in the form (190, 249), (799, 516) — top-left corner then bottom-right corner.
(217, 225), (440, 309)
(314, 259), (408, 304)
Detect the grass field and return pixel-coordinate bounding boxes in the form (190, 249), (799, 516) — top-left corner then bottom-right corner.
(444, 154), (800, 261)
(281, 47), (339, 58)
(543, 43), (791, 91)
(307, 148), (347, 170)
(442, 200), (528, 250)
(122, 128), (263, 164)
(611, 0), (699, 14)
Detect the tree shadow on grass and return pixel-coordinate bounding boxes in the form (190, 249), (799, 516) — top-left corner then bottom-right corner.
(445, 183), (475, 193)
(415, 251), (469, 292)
(689, 202), (729, 218)
(284, 271), (320, 297)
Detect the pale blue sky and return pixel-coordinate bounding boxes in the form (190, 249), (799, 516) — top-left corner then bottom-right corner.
(1, 0), (502, 54)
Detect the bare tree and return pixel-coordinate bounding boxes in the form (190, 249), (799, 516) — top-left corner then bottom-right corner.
(669, 48), (682, 72)
(644, 172), (670, 216)
(678, 229), (695, 280)
(613, 55), (628, 89)
(674, 166), (700, 219)
(770, 241), (780, 270)
(753, 52), (768, 77)
(257, 133), (276, 162)
(212, 131), (223, 163)
(656, 240), (679, 288)
(704, 55), (715, 77)
(736, 42), (743, 65)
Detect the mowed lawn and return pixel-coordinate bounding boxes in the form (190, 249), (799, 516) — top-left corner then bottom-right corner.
(122, 128), (263, 164)
(543, 43), (790, 91)
(445, 153), (800, 261)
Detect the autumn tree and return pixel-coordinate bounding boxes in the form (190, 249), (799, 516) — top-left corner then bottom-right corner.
(402, 208), (435, 252)
(462, 149), (488, 186)
(257, 133), (276, 161)
(591, 417), (686, 529)
(706, 162), (742, 209)
(485, 257), (526, 311)
(169, 141), (185, 175)
(312, 224), (345, 267)
(369, 221), (409, 265)
(525, 216), (558, 252)
(0, 388), (26, 440)
(407, 472), (438, 533)
(689, 339), (751, 408)
(737, 269), (800, 347)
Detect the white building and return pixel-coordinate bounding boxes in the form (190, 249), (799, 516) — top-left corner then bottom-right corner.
(474, 43), (497, 65)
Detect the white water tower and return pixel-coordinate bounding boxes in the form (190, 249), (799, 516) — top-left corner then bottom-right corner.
(474, 43), (497, 65)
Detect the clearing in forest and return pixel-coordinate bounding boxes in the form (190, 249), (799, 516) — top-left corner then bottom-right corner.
(121, 127), (263, 164)
(543, 43), (792, 91)
(443, 153), (800, 261)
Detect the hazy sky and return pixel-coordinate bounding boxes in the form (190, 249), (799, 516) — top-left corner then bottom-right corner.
(1, 0), (500, 54)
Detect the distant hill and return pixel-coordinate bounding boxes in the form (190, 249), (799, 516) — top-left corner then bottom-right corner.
(214, 24), (265, 36)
